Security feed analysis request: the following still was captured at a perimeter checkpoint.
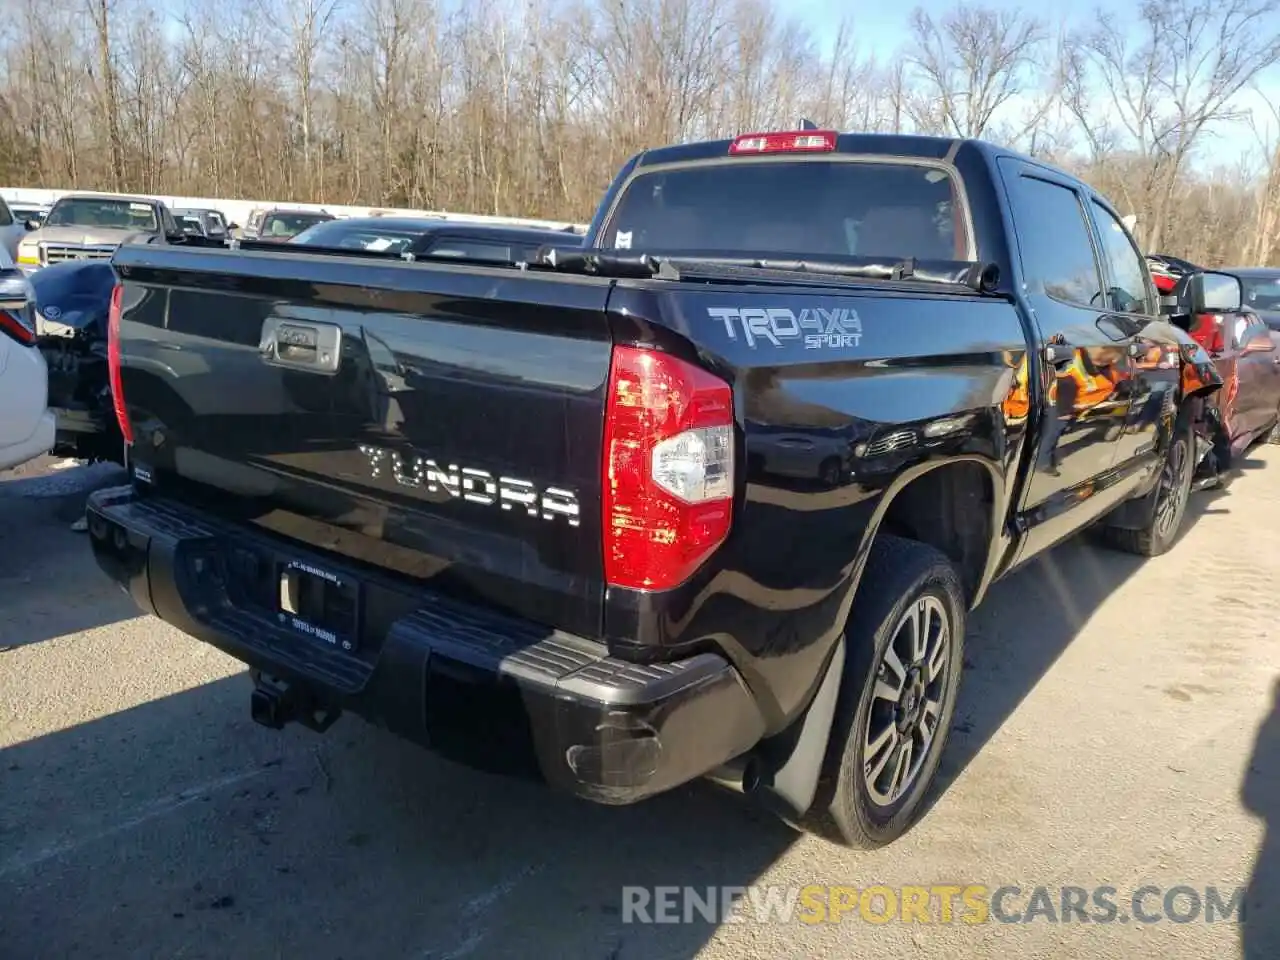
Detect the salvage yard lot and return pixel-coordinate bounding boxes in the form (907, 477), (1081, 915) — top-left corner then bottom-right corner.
(2, 453), (1280, 959)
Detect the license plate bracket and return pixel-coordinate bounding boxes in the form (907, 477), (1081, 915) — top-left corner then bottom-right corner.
(276, 559), (360, 652)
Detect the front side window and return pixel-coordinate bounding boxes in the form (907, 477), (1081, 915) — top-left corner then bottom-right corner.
(1091, 202), (1155, 315)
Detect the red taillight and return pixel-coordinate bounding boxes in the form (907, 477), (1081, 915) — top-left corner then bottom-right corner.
(107, 282), (134, 445)
(729, 129), (837, 155)
(0, 309), (35, 345)
(1190, 313), (1225, 355)
(602, 346), (735, 591)
(0, 273), (36, 345)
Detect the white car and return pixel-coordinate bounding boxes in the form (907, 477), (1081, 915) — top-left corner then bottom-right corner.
(0, 248), (55, 470)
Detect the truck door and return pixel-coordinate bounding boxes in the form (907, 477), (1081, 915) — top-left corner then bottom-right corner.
(1229, 310), (1280, 444)
(1084, 198), (1170, 473)
(997, 159), (1139, 559)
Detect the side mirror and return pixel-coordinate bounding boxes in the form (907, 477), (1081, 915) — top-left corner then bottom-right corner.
(24, 219), (39, 231)
(1187, 271), (1242, 314)
(1244, 332), (1275, 354)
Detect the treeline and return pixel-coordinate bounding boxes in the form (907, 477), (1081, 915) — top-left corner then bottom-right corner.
(1, 0), (1279, 265)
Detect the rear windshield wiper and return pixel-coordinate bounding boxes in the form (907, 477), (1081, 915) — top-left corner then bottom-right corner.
(532, 247), (1003, 294)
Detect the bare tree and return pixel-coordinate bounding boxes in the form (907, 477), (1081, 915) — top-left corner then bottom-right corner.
(905, 3), (1046, 139)
(278, 0), (341, 199)
(1064, 0), (1280, 251)
(87, 0), (126, 190)
(1239, 88), (1280, 265)
(0, 0), (1276, 265)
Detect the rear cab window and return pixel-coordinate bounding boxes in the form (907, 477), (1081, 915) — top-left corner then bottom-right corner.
(600, 157), (971, 262)
(263, 213), (330, 237)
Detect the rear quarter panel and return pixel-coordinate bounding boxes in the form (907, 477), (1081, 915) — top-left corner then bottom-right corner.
(606, 282), (1030, 728)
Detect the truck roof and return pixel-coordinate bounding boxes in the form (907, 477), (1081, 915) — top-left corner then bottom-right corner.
(631, 131), (1089, 192)
(258, 207), (333, 216)
(53, 192), (161, 205)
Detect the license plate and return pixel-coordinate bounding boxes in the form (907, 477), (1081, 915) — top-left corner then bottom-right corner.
(276, 560), (359, 652)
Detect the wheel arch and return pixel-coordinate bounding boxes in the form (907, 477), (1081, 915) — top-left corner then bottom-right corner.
(857, 456), (1006, 608)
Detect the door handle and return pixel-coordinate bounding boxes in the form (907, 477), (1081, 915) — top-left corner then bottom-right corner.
(258, 317), (342, 374)
(1044, 343), (1075, 366)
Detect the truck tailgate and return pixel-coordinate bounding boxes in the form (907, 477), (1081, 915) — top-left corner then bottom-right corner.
(111, 246), (612, 638)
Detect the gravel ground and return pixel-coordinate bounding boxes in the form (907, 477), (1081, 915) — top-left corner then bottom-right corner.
(1, 451), (1279, 959)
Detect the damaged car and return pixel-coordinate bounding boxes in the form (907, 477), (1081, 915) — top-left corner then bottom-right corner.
(29, 259), (122, 463)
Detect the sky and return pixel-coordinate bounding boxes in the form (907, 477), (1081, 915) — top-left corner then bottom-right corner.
(788, 0), (1280, 168)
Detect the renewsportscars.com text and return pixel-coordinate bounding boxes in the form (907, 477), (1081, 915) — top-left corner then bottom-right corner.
(621, 884), (1245, 925)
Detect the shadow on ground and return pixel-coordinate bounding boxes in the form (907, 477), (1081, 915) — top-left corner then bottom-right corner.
(0, 459), (135, 649)
(0, 448), (1270, 958)
(1244, 677), (1280, 959)
(0, 671), (797, 959)
(925, 441), (1268, 818)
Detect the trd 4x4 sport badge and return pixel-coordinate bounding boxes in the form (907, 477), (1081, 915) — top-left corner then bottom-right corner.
(707, 306), (863, 350)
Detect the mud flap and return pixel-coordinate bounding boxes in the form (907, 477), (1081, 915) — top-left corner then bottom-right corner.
(754, 637), (846, 822)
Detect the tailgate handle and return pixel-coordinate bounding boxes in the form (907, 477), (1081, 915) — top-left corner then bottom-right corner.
(259, 317), (342, 375)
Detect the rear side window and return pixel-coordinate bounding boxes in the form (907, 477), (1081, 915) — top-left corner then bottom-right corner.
(424, 239), (513, 262)
(601, 159), (967, 261)
(1002, 171), (1102, 307)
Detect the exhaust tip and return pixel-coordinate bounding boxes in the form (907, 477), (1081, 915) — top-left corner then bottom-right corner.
(706, 753), (762, 795)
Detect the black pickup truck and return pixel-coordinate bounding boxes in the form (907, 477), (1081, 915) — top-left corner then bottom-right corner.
(86, 130), (1221, 848)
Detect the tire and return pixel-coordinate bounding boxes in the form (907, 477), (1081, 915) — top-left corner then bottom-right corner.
(1101, 408), (1195, 557)
(804, 535), (966, 849)
(1267, 415), (1280, 445)
(818, 456), (842, 486)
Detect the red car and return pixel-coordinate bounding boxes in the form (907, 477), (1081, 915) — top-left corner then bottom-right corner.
(1178, 272), (1280, 456)
(1147, 253), (1200, 296)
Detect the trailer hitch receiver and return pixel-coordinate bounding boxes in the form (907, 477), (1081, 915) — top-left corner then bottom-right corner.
(250, 673), (342, 733)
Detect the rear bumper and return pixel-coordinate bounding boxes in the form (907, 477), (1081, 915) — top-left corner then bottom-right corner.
(51, 405), (107, 435)
(0, 409), (55, 471)
(86, 487), (766, 804)
(49, 405), (116, 459)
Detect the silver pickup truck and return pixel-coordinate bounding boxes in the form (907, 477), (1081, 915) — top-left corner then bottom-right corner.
(15, 193), (184, 273)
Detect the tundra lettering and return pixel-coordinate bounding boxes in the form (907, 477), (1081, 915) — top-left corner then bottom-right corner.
(358, 443), (581, 526)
